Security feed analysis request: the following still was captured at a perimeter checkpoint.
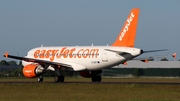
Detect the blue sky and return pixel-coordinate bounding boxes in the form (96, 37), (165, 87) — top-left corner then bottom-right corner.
(0, 0), (180, 61)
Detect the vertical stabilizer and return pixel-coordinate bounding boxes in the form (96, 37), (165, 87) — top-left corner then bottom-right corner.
(111, 8), (140, 47)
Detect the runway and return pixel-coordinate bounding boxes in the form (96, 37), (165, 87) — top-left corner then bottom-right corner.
(1, 81), (180, 84)
(1, 78), (180, 84)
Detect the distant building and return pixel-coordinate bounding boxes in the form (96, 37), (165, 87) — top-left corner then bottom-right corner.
(103, 61), (180, 77)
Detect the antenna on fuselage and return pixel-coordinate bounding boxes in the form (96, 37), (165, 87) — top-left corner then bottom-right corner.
(41, 44), (43, 47)
(91, 43), (94, 46)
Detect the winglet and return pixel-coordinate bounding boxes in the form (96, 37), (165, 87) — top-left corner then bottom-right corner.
(111, 8), (140, 47)
(4, 52), (9, 58)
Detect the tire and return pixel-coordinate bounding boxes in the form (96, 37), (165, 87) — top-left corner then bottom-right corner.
(54, 76), (60, 82)
(91, 76), (97, 82)
(96, 75), (102, 82)
(91, 75), (102, 82)
(38, 77), (43, 82)
(59, 75), (64, 82)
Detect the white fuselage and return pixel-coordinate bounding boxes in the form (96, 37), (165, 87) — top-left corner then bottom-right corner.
(23, 46), (142, 71)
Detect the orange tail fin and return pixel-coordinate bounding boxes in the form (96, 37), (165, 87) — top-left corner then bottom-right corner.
(111, 8), (140, 47)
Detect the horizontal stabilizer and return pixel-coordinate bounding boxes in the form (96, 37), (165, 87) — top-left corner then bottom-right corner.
(104, 49), (130, 56)
(143, 49), (168, 53)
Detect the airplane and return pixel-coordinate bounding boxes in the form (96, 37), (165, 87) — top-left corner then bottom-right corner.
(3, 8), (167, 82)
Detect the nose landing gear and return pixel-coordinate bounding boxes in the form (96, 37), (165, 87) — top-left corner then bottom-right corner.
(37, 76), (43, 82)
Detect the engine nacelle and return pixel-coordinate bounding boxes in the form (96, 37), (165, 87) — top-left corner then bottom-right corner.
(79, 71), (91, 78)
(23, 64), (45, 78)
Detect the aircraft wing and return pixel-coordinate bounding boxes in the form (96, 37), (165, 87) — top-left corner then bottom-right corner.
(3, 52), (87, 71)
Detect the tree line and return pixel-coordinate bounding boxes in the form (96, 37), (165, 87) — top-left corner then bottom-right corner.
(0, 60), (21, 66)
(0, 60), (22, 77)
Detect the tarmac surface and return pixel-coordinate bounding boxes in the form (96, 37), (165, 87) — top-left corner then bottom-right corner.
(1, 77), (180, 84)
(1, 81), (180, 84)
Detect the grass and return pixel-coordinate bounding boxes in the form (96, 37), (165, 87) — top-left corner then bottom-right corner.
(0, 77), (180, 101)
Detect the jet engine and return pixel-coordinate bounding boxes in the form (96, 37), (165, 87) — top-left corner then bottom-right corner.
(23, 64), (45, 78)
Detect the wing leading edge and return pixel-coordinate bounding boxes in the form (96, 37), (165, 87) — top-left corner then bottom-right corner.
(3, 52), (87, 71)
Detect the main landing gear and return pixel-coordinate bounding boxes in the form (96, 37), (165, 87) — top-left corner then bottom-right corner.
(54, 75), (65, 82)
(91, 75), (102, 82)
(36, 65), (66, 83)
(91, 70), (102, 82)
(37, 65), (102, 83)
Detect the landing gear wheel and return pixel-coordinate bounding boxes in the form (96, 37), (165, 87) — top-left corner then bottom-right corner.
(54, 75), (60, 82)
(91, 76), (97, 82)
(91, 75), (102, 82)
(59, 75), (64, 82)
(96, 75), (102, 82)
(54, 75), (65, 82)
(38, 76), (43, 82)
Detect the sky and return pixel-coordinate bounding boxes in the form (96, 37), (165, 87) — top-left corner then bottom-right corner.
(0, 0), (180, 61)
